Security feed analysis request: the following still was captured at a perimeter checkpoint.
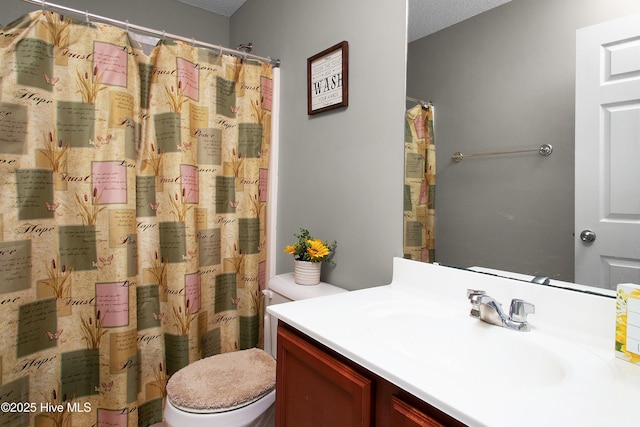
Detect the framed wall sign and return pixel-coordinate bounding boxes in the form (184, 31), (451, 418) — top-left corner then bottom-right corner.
(307, 41), (349, 115)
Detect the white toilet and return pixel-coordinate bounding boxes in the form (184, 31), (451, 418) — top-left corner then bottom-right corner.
(163, 273), (347, 426)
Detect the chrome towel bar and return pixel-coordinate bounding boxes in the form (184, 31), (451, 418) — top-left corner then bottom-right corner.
(451, 144), (553, 163)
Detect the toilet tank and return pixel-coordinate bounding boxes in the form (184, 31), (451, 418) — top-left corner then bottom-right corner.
(263, 273), (347, 357)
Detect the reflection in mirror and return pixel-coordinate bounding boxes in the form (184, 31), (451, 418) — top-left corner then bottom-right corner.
(466, 265), (616, 299)
(403, 103), (435, 262)
(405, 0), (640, 290)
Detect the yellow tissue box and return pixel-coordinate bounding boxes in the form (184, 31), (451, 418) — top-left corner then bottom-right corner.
(616, 283), (640, 365)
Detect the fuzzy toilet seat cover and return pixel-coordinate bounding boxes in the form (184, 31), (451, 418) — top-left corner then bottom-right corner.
(166, 348), (276, 413)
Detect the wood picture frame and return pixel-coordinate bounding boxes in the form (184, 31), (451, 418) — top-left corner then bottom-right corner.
(307, 41), (349, 115)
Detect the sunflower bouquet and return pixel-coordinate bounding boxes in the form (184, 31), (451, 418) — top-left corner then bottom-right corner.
(284, 228), (337, 264)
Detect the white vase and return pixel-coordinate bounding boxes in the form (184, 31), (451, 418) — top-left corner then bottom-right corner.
(293, 260), (321, 285)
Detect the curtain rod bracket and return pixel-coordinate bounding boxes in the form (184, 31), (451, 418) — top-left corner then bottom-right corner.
(406, 96), (432, 109)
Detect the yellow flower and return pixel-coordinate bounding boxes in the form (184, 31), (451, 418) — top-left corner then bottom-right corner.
(307, 239), (329, 261)
(285, 228), (337, 264)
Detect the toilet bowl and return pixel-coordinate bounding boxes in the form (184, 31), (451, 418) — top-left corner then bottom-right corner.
(163, 273), (347, 426)
(165, 388), (276, 427)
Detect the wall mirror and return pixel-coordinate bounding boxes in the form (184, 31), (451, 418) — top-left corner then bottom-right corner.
(405, 0), (640, 291)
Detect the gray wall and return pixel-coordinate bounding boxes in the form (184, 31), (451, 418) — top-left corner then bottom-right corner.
(406, 0), (640, 281)
(2, 0), (229, 46)
(231, 0), (407, 289)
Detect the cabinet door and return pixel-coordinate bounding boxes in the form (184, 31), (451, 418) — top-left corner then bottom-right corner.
(391, 396), (445, 427)
(276, 324), (373, 427)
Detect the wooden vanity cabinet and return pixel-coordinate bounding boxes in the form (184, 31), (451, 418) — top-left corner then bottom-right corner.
(390, 396), (446, 427)
(275, 322), (466, 427)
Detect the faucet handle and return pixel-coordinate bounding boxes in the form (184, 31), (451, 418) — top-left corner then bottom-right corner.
(509, 299), (535, 323)
(467, 289), (486, 318)
(466, 289), (486, 299)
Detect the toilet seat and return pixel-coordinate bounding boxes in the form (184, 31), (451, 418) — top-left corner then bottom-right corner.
(170, 393), (268, 414)
(166, 348), (276, 414)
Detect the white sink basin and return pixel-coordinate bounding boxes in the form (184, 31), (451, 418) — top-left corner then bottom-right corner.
(269, 258), (638, 427)
(360, 299), (615, 388)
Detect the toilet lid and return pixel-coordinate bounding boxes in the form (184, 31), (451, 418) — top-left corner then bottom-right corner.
(166, 347), (276, 413)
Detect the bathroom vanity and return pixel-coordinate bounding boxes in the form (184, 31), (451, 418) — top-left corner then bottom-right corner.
(276, 322), (463, 426)
(267, 257), (640, 426)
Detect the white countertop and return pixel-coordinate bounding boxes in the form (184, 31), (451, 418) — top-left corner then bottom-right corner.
(268, 257), (640, 427)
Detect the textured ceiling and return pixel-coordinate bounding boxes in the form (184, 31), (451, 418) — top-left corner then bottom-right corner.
(176, 0), (512, 42)
(408, 0), (512, 42)
(176, 0), (247, 17)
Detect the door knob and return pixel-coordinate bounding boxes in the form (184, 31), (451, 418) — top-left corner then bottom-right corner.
(580, 230), (596, 243)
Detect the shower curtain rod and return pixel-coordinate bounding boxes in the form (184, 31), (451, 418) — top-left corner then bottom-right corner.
(406, 96), (432, 108)
(20, 0), (281, 67)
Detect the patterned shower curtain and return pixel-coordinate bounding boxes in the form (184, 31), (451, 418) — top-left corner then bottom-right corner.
(0, 10), (273, 427)
(403, 104), (435, 262)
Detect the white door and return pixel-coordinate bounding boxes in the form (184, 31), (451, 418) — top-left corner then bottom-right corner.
(575, 14), (640, 289)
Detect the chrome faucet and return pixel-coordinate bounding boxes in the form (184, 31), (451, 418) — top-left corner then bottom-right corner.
(466, 289), (535, 331)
